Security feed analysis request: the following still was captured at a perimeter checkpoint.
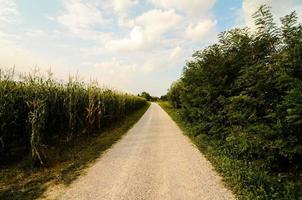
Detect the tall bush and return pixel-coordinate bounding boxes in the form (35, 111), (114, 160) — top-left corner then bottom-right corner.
(168, 5), (302, 198)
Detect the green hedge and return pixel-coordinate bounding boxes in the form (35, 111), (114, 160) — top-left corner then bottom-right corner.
(168, 6), (302, 199)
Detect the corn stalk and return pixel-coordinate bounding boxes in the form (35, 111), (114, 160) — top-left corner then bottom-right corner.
(28, 99), (46, 166)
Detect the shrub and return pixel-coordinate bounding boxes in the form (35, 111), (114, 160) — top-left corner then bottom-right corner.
(167, 5), (302, 199)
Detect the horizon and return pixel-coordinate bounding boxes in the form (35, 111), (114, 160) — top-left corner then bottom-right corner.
(0, 0), (302, 96)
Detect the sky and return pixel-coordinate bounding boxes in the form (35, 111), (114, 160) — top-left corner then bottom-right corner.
(0, 0), (302, 96)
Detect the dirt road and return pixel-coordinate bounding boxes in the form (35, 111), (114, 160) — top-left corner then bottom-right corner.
(57, 103), (235, 200)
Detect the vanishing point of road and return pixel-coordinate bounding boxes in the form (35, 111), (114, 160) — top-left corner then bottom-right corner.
(58, 103), (235, 200)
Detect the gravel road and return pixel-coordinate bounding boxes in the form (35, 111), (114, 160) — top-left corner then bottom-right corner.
(57, 103), (235, 200)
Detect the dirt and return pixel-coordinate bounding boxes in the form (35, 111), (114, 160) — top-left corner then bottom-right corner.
(44, 103), (235, 200)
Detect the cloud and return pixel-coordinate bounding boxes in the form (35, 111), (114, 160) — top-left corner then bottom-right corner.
(185, 19), (217, 41)
(0, 0), (220, 96)
(93, 59), (138, 90)
(106, 9), (181, 52)
(0, 0), (18, 23)
(99, 0), (137, 28)
(240, 0), (302, 28)
(106, 26), (145, 52)
(24, 29), (47, 37)
(169, 46), (182, 60)
(148, 1), (218, 44)
(149, 0), (215, 16)
(136, 9), (181, 39)
(140, 47), (185, 72)
(55, 0), (108, 34)
(113, 0), (138, 16)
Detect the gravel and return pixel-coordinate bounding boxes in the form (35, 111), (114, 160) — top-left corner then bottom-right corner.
(56, 103), (236, 200)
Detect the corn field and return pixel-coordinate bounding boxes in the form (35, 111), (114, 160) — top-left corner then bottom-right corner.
(0, 69), (146, 165)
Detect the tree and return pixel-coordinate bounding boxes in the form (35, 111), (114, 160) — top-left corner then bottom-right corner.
(160, 95), (168, 101)
(139, 92), (152, 101)
(169, 5), (302, 192)
(167, 80), (183, 108)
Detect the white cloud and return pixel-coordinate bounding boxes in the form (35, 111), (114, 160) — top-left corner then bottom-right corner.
(149, 0), (215, 16)
(106, 26), (145, 52)
(140, 47), (185, 72)
(24, 29), (46, 37)
(93, 59), (138, 90)
(106, 9), (181, 52)
(0, 0), (220, 96)
(0, 0), (18, 23)
(147, 1), (218, 44)
(100, 0), (137, 28)
(185, 19), (217, 41)
(241, 0), (302, 29)
(117, 18), (135, 28)
(136, 9), (181, 39)
(113, 0), (137, 16)
(169, 46), (182, 60)
(55, 0), (108, 33)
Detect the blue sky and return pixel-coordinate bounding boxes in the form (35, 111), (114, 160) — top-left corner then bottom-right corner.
(0, 0), (302, 96)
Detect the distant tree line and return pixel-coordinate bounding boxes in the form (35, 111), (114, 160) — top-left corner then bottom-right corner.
(138, 91), (160, 102)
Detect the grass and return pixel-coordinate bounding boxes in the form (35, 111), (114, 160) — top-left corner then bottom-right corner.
(0, 103), (150, 200)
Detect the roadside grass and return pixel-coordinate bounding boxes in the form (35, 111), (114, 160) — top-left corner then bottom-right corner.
(0, 103), (150, 200)
(158, 101), (302, 200)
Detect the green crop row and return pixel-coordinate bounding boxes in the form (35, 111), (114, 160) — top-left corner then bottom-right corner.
(0, 70), (146, 165)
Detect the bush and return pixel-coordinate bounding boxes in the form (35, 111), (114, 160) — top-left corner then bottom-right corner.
(167, 5), (302, 199)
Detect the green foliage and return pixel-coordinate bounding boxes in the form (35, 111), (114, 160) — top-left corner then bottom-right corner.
(0, 103), (150, 200)
(0, 70), (146, 165)
(138, 91), (159, 102)
(160, 95), (168, 101)
(167, 5), (302, 199)
(28, 99), (47, 166)
(139, 91), (152, 101)
(167, 80), (183, 108)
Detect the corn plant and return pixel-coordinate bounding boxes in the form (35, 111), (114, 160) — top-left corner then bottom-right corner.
(0, 69), (146, 165)
(28, 99), (46, 165)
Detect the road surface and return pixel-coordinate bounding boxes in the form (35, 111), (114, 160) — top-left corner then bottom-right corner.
(57, 103), (235, 200)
